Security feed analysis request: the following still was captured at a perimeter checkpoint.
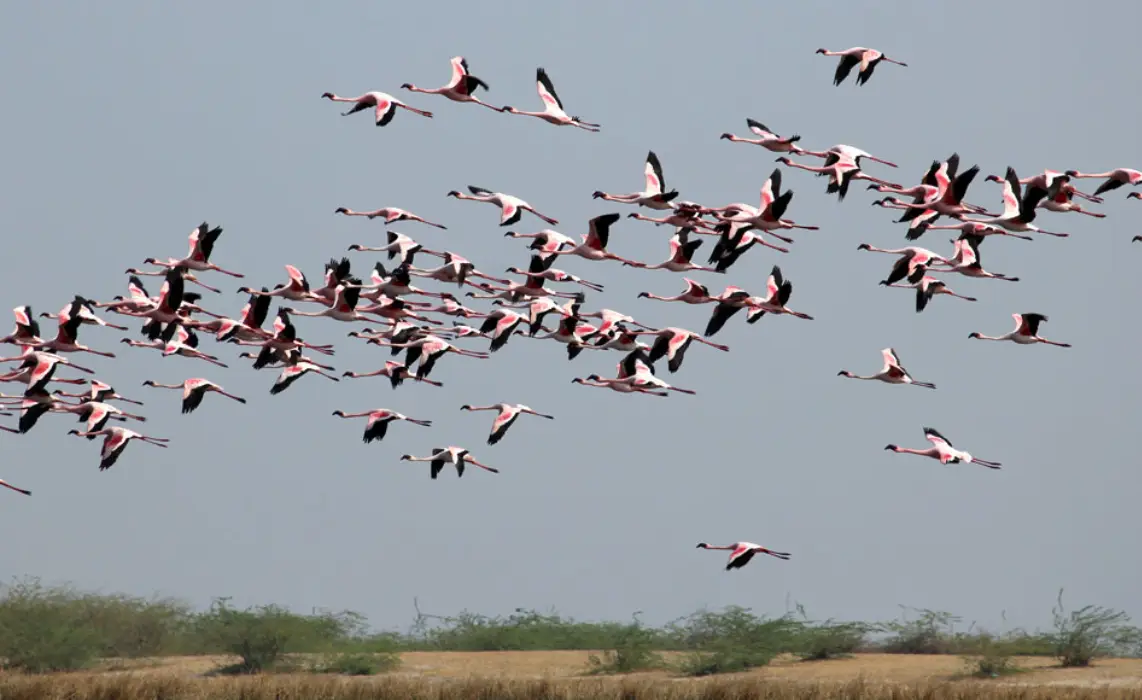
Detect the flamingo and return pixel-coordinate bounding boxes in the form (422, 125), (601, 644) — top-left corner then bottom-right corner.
(577, 308), (648, 340)
(504, 228), (576, 254)
(969, 313), (1071, 348)
(0, 305), (42, 347)
(1064, 168), (1142, 196)
(493, 295), (581, 336)
(109, 268), (186, 326)
(545, 213), (645, 266)
(125, 265), (221, 294)
(696, 542), (791, 570)
(1038, 176), (1106, 218)
(910, 220), (1033, 242)
(446, 186), (558, 226)
(706, 222), (790, 273)
(961, 167), (1068, 237)
(505, 257), (604, 292)
(1, 388), (79, 434)
(399, 446), (500, 479)
(941, 234), (1020, 282)
(238, 266), (320, 303)
(816, 47), (907, 86)
(348, 232), (444, 267)
(502, 67), (599, 131)
(401, 56), (504, 112)
(627, 202), (717, 234)
(0, 477), (30, 496)
(718, 168), (820, 237)
(839, 348), (935, 389)
(885, 427), (1001, 470)
(460, 403), (555, 445)
(880, 264), (978, 313)
(719, 119), (806, 153)
(321, 90), (432, 126)
(142, 378), (246, 414)
(342, 360), (443, 389)
(475, 309), (529, 353)
(121, 322), (228, 367)
(282, 282), (371, 323)
(28, 300), (118, 358)
(269, 361), (341, 395)
(571, 374), (668, 397)
(869, 197), (941, 239)
(625, 227), (722, 274)
(332, 408), (431, 443)
(637, 278), (716, 305)
(799, 144), (898, 169)
(67, 426), (171, 471)
(0, 351), (92, 392)
(629, 326), (729, 372)
(593, 151), (679, 210)
(377, 335), (490, 380)
(857, 243), (952, 286)
(743, 265), (815, 323)
(532, 313), (600, 360)
(776, 155), (900, 201)
(144, 222), (244, 278)
(56, 379), (143, 406)
(41, 296), (128, 332)
(52, 398), (147, 436)
(703, 286), (762, 338)
(334, 206), (447, 229)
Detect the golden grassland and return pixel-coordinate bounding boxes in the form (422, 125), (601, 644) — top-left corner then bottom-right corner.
(4, 653), (1142, 700)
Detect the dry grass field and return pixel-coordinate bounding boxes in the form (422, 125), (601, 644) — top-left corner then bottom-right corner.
(5, 655), (1142, 700)
(83, 651), (1142, 685)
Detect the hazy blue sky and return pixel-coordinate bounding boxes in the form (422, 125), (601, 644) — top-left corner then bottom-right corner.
(2, 1), (1140, 635)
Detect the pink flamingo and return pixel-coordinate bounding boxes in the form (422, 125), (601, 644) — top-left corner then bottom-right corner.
(885, 427), (1001, 469)
(401, 56), (504, 112)
(816, 47), (907, 86)
(502, 67), (599, 131)
(321, 91), (432, 126)
(332, 408), (432, 443)
(696, 542), (791, 570)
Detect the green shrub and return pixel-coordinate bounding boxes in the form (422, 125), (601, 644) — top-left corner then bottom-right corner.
(586, 614), (664, 674)
(0, 577), (103, 672)
(1049, 589), (1142, 667)
(669, 606), (800, 676)
(309, 651), (400, 675)
(960, 632), (1024, 678)
(877, 607), (962, 654)
(194, 597), (363, 674)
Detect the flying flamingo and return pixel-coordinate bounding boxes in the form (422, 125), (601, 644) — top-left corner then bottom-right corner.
(377, 335), (490, 380)
(1037, 177), (1106, 218)
(460, 403), (555, 445)
(717, 168), (820, 237)
(505, 256), (604, 292)
(839, 348), (935, 389)
(29, 300), (118, 358)
(401, 56), (504, 112)
(67, 426), (171, 471)
(637, 278), (716, 305)
(816, 47), (907, 86)
(885, 427), (1001, 470)
(504, 228), (576, 254)
(142, 378), (246, 414)
(961, 167), (1067, 237)
(0, 477), (30, 496)
(52, 398), (147, 436)
(144, 222), (245, 278)
(321, 90), (433, 126)
(629, 326), (729, 372)
(282, 282), (371, 323)
(332, 408), (432, 443)
(342, 360), (443, 389)
(502, 67), (600, 131)
(969, 313), (1071, 348)
(706, 222), (790, 273)
(269, 361), (341, 395)
(0, 305), (42, 346)
(593, 151), (679, 210)
(799, 144), (898, 168)
(1019, 169), (1102, 202)
(571, 374), (668, 397)
(743, 265), (815, 323)
(625, 227), (721, 274)
(545, 213), (645, 266)
(446, 186), (558, 226)
(0, 351), (92, 392)
(696, 542), (792, 570)
(940, 234), (1020, 282)
(856, 243), (952, 286)
(880, 264), (978, 313)
(776, 155), (900, 201)
(56, 379), (143, 406)
(1064, 167), (1142, 196)
(125, 265), (221, 294)
(910, 220), (1033, 242)
(400, 446), (500, 479)
(477, 309), (529, 353)
(719, 119), (806, 153)
(334, 206), (447, 229)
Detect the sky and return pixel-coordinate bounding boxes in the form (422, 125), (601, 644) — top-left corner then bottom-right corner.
(1, 1), (1140, 636)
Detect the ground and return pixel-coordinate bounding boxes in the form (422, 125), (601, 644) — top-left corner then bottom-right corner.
(96, 652), (1142, 687)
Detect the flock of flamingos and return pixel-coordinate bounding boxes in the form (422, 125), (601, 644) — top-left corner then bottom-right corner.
(3, 48), (1141, 572)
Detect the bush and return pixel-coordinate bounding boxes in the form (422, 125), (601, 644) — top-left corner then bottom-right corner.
(0, 578), (103, 672)
(790, 605), (871, 661)
(194, 597), (363, 674)
(309, 651), (400, 675)
(960, 632), (1023, 678)
(669, 606), (800, 676)
(1049, 589), (1142, 667)
(877, 607), (962, 654)
(586, 614), (664, 674)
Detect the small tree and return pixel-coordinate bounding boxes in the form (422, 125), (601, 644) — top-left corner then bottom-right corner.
(0, 577), (103, 672)
(878, 607), (961, 654)
(587, 613), (663, 674)
(791, 605), (870, 661)
(194, 597), (357, 673)
(670, 606), (801, 676)
(1050, 589), (1142, 667)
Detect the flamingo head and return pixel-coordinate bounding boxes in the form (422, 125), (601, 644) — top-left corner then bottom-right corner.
(1064, 170), (1079, 177)
(968, 332), (982, 339)
(459, 404), (472, 411)
(142, 257), (158, 264)
(1128, 192), (1142, 200)
(67, 429), (82, 436)
(321, 92), (334, 99)
(347, 244), (362, 251)
(719, 133), (733, 140)
(774, 156), (792, 165)
(502, 106), (517, 113)
(505, 267), (522, 274)
(815, 48), (827, 54)
(984, 174), (1002, 183)
(398, 454), (413, 461)
(446, 190), (461, 198)
(637, 292), (650, 298)
(331, 410), (344, 417)
(334, 207), (349, 214)
(695, 542), (710, 549)
(400, 83), (413, 90)
(119, 338), (132, 344)
(838, 370), (852, 377)
(856, 243), (871, 251)
(884, 444), (899, 451)
(141, 380), (155, 387)
(591, 191), (605, 199)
